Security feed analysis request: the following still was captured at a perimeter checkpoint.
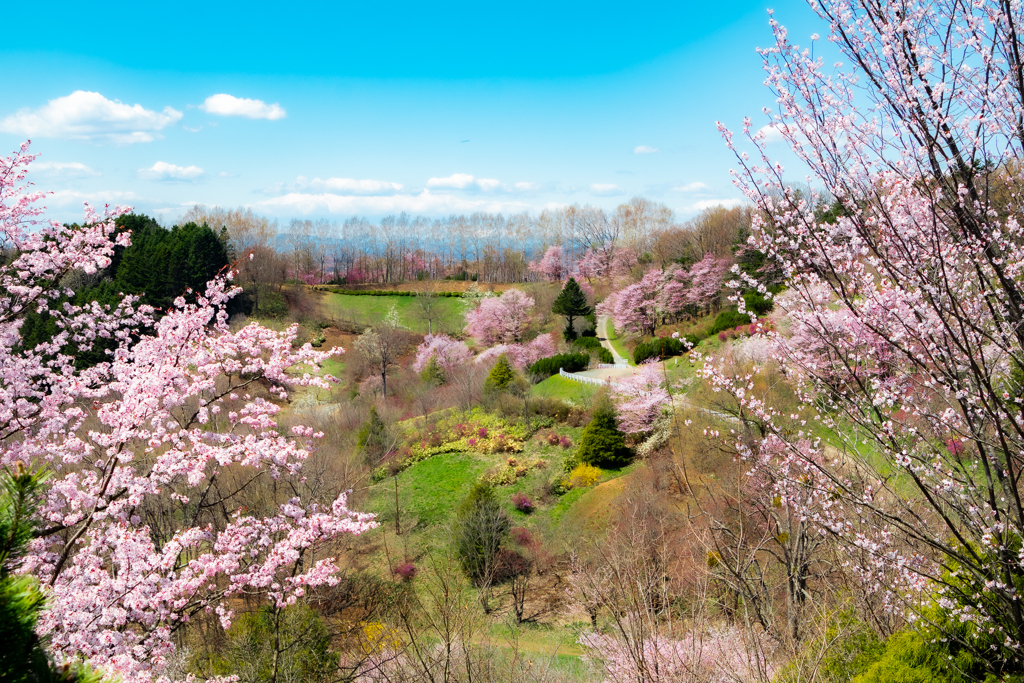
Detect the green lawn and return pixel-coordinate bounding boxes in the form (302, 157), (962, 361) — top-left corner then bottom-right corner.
(530, 375), (597, 403)
(324, 293), (468, 334)
(367, 452), (489, 532)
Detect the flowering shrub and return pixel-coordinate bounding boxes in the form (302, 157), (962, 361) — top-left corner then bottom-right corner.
(394, 563), (417, 582)
(511, 492), (534, 513)
(559, 436), (573, 449)
(567, 463), (602, 489)
(546, 432), (561, 446)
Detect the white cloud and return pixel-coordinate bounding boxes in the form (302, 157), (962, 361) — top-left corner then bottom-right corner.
(258, 191), (530, 216)
(427, 173), (476, 189)
(183, 125), (203, 133)
(590, 183), (623, 197)
(689, 198), (745, 211)
(672, 182), (709, 193)
(30, 161), (100, 178)
(0, 91), (182, 144)
(757, 124), (788, 144)
(200, 94), (286, 120)
(47, 189), (139, 207)
(138, 161), (205, 181)
(633, 145), (660, 154)
(300, 176), (404, 195)
(513, 181), (539, 191)
(426, 173), (502, 192)
(218, 171), (235, 178)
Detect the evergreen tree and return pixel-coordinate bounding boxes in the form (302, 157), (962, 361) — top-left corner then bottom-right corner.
(575, 397), (632, 469)
(483, 355), (516, 393)
(357, 406), (392, 465)
(0, 465), (101, 683)
(420, 355), (446, 386)
(552, 277), (593, 342)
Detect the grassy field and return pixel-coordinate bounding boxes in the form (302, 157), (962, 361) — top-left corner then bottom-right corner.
(321, 292), (468, 334)
(530, 375), (598, 403)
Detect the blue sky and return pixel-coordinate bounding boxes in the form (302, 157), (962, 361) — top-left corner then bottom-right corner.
(0, 0), (828, 224)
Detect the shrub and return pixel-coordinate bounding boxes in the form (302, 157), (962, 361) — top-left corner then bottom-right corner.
(707, 309), (752, 336)
(742, 289), (774, 316)
(527, 352), (589, 379)
(572, 336), (602, 351)
(567, 463), (602, 489)
(394, 563), (417, 582)
(633, 336), (695, 364)
(546, 433), (560, 446)
(575, 399), (632, 469)
(559, 436), (573, 449)
(511, 492), (534, 513)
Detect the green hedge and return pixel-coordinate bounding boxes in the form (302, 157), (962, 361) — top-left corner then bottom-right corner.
(314, 288), (464, 297)
(528, 353), (590, 379)
(571, 337), (602, 351)
(633, 336), (698, 364)
(708, 310), (753, 336)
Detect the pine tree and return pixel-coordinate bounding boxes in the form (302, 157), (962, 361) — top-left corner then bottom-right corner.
(419, 355), (447, 386)
(357, 406), (391, 465)
(575, 397), (632, 469)
(552, 278), (593, 342)
(1, 465), (102, 683)
(483, 355), (516, 393)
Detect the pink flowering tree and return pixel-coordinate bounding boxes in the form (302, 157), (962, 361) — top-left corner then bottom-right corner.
(685, 253), (730, 315)
(412, 334), (474, 374)
(657, 265), (691, 322)
(579, 628), (775, 683)
(706, 0), (1024, 671)
(464, 288), (535, 344)
(600, 269), (662, 337)
(527, 245), (565, 281)
(0, 144), (377, 682)
(609, 361), (671, 434)
(474, 333), (556, 370)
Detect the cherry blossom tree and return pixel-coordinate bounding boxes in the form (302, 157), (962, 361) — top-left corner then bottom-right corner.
(464, 288), (535, 345)
(600, 269), (662, 337)
(609, 361), (671, 434)
(0, 143), (377, 682)
(473, 333), (556, 370)
(527, 245), (565, 281)
(657, 265), (691, 321)
(412, 334), (473, 374)
(707, 0), (1024, 673)
(685, 253), (730, 315)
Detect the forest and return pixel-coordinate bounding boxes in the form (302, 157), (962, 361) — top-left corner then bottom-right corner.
(4, 1), (1024, 683)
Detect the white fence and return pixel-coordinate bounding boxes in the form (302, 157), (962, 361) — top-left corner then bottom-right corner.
(559, 368), (611, 386)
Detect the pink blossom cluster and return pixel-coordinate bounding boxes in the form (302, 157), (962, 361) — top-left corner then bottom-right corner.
(579, 626), (775, 683)
(609, 361), (671, 434)
(599, 255), (730, 337)
(464, 288), (535, 344)
(705, 0), (1024, 659)
(412, 334), (473, 373)
(474, 333), (556, 370)
(0, 144), (378, 682)
(527, 245), (567, 281)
